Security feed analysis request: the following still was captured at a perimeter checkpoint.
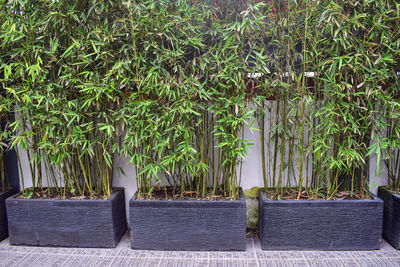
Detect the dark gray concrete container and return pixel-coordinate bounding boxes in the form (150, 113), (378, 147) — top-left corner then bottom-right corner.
(378, 186), (400, 249)
(259, 191), (383, 250)
(129, 189), (246, 251)
(0, 188), (18, 241)
(6, 188), (127, 247)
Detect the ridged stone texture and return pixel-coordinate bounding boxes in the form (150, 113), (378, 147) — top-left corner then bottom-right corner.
(259, 191), (383, 250)
(378, 186), (400, 249)
(130, 189), (246, 251)
(0, 188), (18, 241)
(6, 188), (127, 248)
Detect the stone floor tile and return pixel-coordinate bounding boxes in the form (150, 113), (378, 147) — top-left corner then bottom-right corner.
(110, 257), (162, 267)
(0, 251), (29, 267)
(303, 250), (355, 260)
(162, 251), (209, 259)
(257, 259), (308, 267)
(351, 249), (400, 259)
(380, 240), (394, 251)
(209, 259), (258, 267)
(116, 234), (131, 249)
(15, 254), (70, 267)
(0, 239), (9, 247)
(253, 236), (261, 250)
(246, 238), (255, 251)
(158, 258), (209, 267)
(1, 235), (400, 267)
(73, 247), (119, 257)
(117, 248), (163, 258)
(256, 250), (305, 260)
(209, 251), (255, 260)
(61, 255), (114, 267)
(356, 257), (400, 267)
(31, 246), (77, 256)
(306, 258), (360, 267)
(0, 244), (37, 253)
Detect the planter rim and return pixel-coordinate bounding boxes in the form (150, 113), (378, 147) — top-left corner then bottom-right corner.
(260, 191), (382, 205)
(130, 188), (245, 208)
(6, 187), (124, 203)
(378, 186), (400, 200)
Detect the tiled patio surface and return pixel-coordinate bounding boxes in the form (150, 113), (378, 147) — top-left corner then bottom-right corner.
(1, 232), (399, 267)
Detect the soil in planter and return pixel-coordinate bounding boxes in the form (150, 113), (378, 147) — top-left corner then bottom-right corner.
(136, 186), (237, 201)
(266, 188), (371, 201)
(17, 187), (110, 200)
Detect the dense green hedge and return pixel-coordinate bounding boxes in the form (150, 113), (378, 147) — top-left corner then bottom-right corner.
(0, 0), (399, 199)
(256, 0), (400, 198)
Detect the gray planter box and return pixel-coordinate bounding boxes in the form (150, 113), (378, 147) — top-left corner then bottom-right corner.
(129, 189), (246, 251)
(259, 191), (383, 250)
(0, 188), (18, 241)
(6, 188), (127, 248)
(378, 186), (400, 249)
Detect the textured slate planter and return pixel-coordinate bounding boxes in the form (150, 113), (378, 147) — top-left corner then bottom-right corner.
(130, 189), (246, 251)
(6, 188), (127, 248)
(378, 186), (400, 249)
(259, 191), (383, 250)
(0, 188), (18, 241)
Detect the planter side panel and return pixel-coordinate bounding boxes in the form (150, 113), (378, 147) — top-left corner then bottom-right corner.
(0, 188), (18, 241)
(111, 189), (127, 245)
(259, 192), (383, 250)
(130, 199), (246, 251)
(6, 189), (126, 248)
(378, 187), (400, 249)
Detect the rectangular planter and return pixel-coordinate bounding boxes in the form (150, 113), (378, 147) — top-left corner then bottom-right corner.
(378, 186), (400, 249)
(0, 188), (18, 241)
(259, 191), (383, 250)
(129, 189), (246, 251)
(6, 188), (127, 248)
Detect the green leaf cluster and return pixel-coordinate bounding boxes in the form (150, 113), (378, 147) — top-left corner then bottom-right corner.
(0, 0), (265, 199)
(257, 0), (400, 199)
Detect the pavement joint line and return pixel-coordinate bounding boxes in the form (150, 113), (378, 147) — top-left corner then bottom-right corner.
(107, 253), (119, 267)
(10, 248), (34, 267)
(155, 256), (162, 266)
(253, 238), (260, 267)
(0, 250), (28, 254)
(27, 252), (75, 256)
(302, 252), (311, 267)
(59, 253), (74, 267)
(156, 251), (163, 267)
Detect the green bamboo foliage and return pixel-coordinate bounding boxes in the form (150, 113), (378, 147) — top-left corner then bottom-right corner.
(375, 1), (400, 192)
(256, 0), (317, 198)
(0, 0), (125, 198)
(117, 0), (263, 200)
(1, 0), (398, 201)
(1, 0), (260, 200)
(257, 0), (400, 199)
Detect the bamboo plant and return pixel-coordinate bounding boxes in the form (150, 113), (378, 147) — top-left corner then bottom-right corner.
(118, 0), (263, 200)
(0, 0), (124, 199)
(257, 0), (398, 200)
(378, 0), (400, 193)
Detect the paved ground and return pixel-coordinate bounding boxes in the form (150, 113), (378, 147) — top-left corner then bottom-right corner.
(0, 232), (399, 267)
